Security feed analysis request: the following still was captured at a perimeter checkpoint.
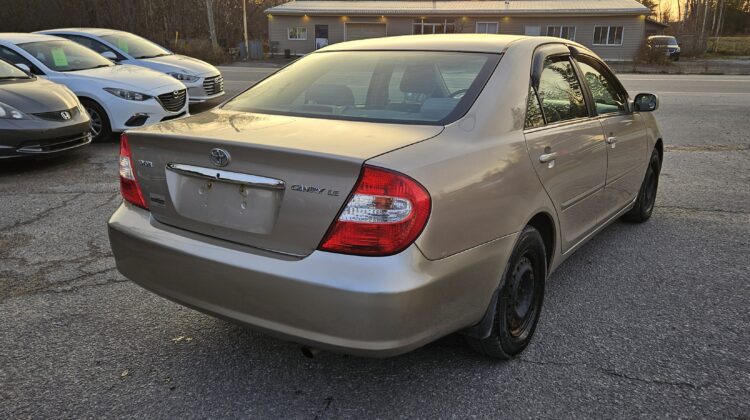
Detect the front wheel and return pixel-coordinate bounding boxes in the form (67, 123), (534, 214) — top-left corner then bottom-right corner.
(466, 226), (547, 359)
(80, 99), (112, 142)
(623, 148), (661, 223)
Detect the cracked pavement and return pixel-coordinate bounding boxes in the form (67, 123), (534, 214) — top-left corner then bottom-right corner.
(1, 72), (749, 418)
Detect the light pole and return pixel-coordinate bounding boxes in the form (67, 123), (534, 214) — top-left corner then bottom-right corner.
(243, 0), (250, 59)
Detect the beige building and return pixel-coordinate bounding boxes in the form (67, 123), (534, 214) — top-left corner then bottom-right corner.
(266, 0), (651, 61)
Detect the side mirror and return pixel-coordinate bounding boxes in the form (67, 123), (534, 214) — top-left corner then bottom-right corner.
(634, 93), (659, 112)
(101, 51), (118, 61)
(15, 63), (31, 73)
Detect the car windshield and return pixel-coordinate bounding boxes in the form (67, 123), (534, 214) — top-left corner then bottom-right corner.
(0, 59), (31, 79)
(651, 36), (678, 46)
(223, 51), (500, 125)
(100, 32), (172, 59)
(18, 39), (114, 72)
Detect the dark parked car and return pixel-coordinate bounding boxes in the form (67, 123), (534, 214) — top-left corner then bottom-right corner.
(648, 35), (681, 61)
(0, 59), (91, 159)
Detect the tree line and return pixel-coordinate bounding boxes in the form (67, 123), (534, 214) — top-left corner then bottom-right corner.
(0, 0), (285, 50)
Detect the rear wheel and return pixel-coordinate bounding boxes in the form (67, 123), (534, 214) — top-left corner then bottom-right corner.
(81, 99), (112, 142)
(623, 148), (661, 223)
(466, 226), (547, 359)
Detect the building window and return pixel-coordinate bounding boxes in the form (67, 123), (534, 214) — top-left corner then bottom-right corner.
(476, 22), (499, 34)
(546, 26), (576, 41)
(524, 26), (542, 36)
(593, 26), (624, 46)
(288, 27), (308, 41)
(413, 19), (455, 34)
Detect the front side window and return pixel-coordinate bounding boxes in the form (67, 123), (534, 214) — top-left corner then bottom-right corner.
(546, 26), (576, 41)
(476, 22), (499, 34)
(593, 26), (624, 46)
(577, 58), (628, 115)
(100, 32), (171, 59)
(223, 51), (499, 125)
(17, 40), (113, 72)
(536, 56), (588, 124)
(288, 27), (308, 40)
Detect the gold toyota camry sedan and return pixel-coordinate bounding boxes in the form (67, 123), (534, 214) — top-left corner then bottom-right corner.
(109, 35), (662, 359)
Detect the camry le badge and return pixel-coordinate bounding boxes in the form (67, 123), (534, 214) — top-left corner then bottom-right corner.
(209, 148), (231, 167)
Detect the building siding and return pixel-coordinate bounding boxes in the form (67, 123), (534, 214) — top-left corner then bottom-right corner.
(268, 14), (645, 61)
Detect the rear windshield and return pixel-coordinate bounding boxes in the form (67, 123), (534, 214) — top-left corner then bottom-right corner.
(223, 51), (500, 125)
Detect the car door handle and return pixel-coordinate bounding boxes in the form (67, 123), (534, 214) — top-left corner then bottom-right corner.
(539, 152), (558, 163)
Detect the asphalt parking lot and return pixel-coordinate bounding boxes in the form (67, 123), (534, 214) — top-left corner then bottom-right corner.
(1, 69), (749, 418)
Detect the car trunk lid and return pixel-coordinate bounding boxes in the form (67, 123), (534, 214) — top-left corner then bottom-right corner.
(126, 109), (443, 257)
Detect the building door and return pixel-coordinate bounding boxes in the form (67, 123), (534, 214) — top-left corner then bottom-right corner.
(345, 23), (387, 41)
(315, 25), (329, 49)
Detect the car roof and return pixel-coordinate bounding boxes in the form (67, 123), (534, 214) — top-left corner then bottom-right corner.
(319, 34), (573, 54)
(0, 32), (66, 44)
(39, 28), (120, 37)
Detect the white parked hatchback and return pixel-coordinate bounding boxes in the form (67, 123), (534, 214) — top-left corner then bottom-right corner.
(38, 29), (225, 104)
(0, 33), (189, 141)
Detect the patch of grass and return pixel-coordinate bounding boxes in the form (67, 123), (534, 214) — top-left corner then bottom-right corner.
(707, 37), (750, 56)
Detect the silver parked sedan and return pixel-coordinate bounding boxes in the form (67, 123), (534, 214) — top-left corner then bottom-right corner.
(108, 35), (662, 359)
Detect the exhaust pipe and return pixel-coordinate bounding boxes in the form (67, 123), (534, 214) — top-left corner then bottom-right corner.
(301, 346), (321, 358)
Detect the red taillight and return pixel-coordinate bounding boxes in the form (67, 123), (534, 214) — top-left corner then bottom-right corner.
(319, 166), (431, 256)
(119, 133), (148, 209)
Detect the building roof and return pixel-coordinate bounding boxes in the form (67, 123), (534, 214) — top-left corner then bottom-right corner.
(266, 0), (650, 16)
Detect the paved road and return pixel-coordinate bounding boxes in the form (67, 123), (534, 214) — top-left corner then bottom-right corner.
(1, 71), (748, 418)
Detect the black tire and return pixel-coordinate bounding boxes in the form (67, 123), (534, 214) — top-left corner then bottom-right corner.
(80, 99), (112, 142)
(466, 226), (547, 360)
(623, 148), (661, 223)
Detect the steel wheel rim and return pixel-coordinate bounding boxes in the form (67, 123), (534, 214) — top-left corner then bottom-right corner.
(86, 107), (103, 137)
(506, 256), (538, 338)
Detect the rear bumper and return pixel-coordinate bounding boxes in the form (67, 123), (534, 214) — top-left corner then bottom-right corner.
(108, 203), (516, 357)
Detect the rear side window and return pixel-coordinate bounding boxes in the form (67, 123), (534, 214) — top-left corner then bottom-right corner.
(223, 51), (500, 125)
(536, 56), (588, 124)
(525, 86), (545, 129)
(576, 58), (628, 115)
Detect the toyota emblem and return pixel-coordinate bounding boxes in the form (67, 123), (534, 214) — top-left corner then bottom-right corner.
(209, 148), (231, 167)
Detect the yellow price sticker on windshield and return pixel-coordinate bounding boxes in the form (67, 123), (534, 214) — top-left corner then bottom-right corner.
(51, 47), (69, 67)
(117, 39), (129, 54)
